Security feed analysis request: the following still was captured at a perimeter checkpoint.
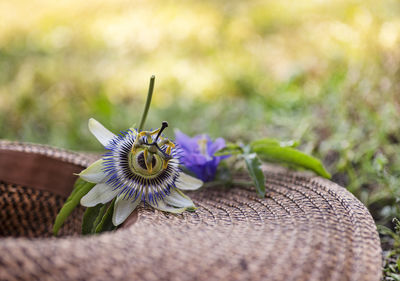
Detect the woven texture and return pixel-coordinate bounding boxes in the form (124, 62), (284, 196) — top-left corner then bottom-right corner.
(0, 183), (83, 237)
(0, 141), (382, 281)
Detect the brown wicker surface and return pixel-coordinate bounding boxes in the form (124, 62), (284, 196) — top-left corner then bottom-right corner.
(0, 141), (382, 281)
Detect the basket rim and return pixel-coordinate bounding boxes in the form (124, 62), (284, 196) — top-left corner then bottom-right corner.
(0, 140), (383, 281)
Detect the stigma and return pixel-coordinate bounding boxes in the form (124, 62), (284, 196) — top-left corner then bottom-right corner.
(130, 122), (175, 173)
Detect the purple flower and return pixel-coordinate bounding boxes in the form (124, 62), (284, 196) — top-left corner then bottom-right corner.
(174, 130), (229, 182)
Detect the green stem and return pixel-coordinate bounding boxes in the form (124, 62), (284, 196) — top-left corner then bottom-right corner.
(232, 180), (254, 187)
(138, 75), (155, 131)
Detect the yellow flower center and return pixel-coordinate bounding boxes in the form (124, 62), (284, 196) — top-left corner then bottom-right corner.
(128, 148), (164, 178)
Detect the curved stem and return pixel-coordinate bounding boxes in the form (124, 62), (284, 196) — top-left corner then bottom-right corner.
(138, 75), (155, 131)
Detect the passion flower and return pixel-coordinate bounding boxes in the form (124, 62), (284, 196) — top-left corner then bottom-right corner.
(79, 118), (203, 226)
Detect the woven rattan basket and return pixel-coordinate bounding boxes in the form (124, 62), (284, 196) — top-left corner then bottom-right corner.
(0, 141), (382, 281)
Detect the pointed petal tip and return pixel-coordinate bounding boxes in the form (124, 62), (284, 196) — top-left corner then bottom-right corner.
(149, 200), (188, 214)
(164, 189), (194, 208)
(88, 118), (99, 131)
(175, 173), (203, 190)
(88, 118), (116, 147)
(78, 159), (107, 184)
(186, 206), (198, 212)
(112, 212), (125, 226)
(112, 195), (141, 226)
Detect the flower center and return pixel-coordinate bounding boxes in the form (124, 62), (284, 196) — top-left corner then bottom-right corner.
(137, 151), (156, 170)
(128, 149), (163, 178)
(130, 121), (176, 173)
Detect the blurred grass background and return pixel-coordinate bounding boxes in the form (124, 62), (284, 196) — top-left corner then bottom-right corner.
(1, 0), (400, 277)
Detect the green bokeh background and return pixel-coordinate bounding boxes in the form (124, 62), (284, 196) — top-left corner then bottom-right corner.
(1, 0), (400, 276)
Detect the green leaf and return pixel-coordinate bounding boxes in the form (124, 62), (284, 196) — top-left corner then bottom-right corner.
(95, 198), (117, 234)
(53, 179), (95, 236)
(214, 143), (243, 156)
(377, 225), (397, 238)
(250, 138), (299, 148)
(92, 204), (108, 232)
(397, 257), (400, 273)
(65, 178), (86, 203)
(82, 204), (103, 235)
(389, 273), (400, 281)
(243, 152), (266, 198)
(251, 144), (331, 179)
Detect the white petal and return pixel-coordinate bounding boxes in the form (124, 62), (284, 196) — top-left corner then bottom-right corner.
(79, 159), (107, 183)
(80, 183), (120, 207)
(164, 189), (194, 208)
(149, 199), (187, 214)
(88, 118), (116, 147)
(112, 195), (141, 226)
(175, 173), (203, 190)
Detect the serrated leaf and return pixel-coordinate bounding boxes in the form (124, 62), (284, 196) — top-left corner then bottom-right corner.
(252, 144), (331, 179)
(250, 138), (299, 148)
(243, 152), (266, 198)
(214, 143), (243, 156)
(53, 179), (95, 236)
(82, 204), (103, 235)
(95, 198), (117, 233)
